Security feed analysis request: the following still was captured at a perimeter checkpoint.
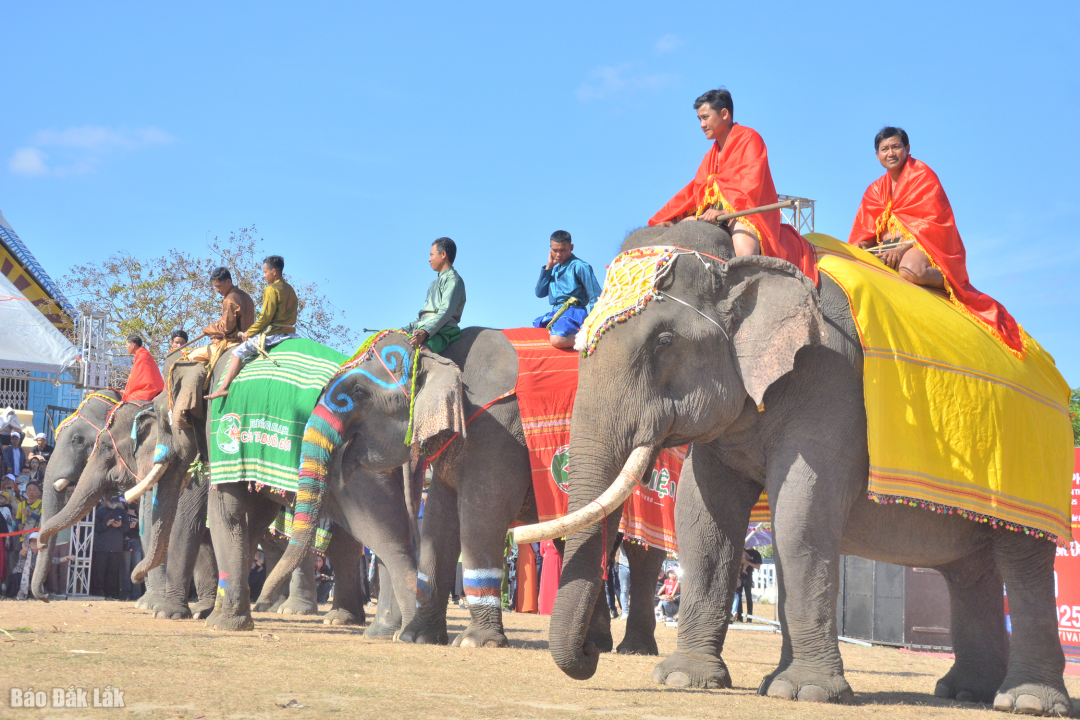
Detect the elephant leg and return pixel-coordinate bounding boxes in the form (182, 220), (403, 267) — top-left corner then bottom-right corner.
(158, 479), (210, 620)
(931, 549), (1008, 703)
(616, 542), (664, 656)
(990, 532), (1070, 716)
(652, 445), (756, 689)
(323, 529), (365, 626)
(191, 528), (218, 618)
(757, 451), (858, 705)
(138, 565), (167, 612)
(277, 551), (319, 615)
(204, 486), (277, 631)
(366, 557), (403, 638)
(400, 477), (460, 645)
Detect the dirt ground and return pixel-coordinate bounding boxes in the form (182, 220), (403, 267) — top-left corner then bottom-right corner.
(1, 599), (1077, 720)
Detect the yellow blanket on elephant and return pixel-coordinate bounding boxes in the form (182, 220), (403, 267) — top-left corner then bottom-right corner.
(805, 233), (1074, 543)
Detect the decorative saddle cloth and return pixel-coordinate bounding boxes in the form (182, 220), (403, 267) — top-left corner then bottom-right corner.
(807, 234), (1074, 542)
(209, 339), (348, 493)
(502, 327), (769, 554)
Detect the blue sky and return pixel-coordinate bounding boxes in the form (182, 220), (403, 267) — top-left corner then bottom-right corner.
(3, 1), (1078, 385)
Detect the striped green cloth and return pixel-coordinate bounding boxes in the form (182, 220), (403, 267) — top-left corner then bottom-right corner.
(209, 339), (347, 492)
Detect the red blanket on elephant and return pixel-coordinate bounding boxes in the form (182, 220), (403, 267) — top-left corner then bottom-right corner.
(502, 328), (768, 554)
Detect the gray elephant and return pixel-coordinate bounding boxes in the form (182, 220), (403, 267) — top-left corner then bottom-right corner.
(159, 356), (411, 632)
(517, 222), (1069, 716)
(261, 331), (669, 653)
(36, 399), (187, 589)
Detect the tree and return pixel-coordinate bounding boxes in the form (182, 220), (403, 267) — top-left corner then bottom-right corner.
(60, 226), (357, 383)
(1071, 386), (1080, 447)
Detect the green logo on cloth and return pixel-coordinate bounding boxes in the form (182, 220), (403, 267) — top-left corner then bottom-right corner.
(550, 444), (570, 494)
(217, 413), (242, 455)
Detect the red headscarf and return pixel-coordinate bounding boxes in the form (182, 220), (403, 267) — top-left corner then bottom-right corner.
(649, 124), (818, 284)
(121, 346), (165, 403)
(848, 156), (1025, 357)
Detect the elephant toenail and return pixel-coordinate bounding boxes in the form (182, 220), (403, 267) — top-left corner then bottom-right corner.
(955, 691), (975, 703)
(993, 692), (1015, 711)
(1013, 694), (1045, 715)
(665, 672), (692, 688)
(933, 682), (951, 699)
(766, 679), (795, 700)
(796, 685), (828, 703)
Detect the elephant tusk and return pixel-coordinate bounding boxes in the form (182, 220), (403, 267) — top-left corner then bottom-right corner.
(513, 445), (654, 544)
(124, 462), (170, 503)
(53, 478), (71, 492)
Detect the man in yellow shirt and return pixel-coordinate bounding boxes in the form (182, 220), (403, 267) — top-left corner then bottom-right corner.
(205, 255), (298, 400)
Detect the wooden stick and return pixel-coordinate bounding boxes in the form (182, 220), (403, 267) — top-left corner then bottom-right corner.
(164, 332), (208, 360)
(865, 241), (915, 256)
(712, 199), (798, 223)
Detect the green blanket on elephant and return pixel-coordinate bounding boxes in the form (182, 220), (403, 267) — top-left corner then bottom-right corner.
(209, 339), (348, 493)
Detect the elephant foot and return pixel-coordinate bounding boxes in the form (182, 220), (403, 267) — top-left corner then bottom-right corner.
(263, 595), (287, 613)
(398, 619), (447, 645)
(758, 664), (855, 704)
(365, 617), (405, 640)
(154, 602), (193, 620)
(652, 651), (732, 689)
(934, 662), (1001, 704)
(277, 596), (319, 616)
(992, 679), (1071, 717)
(205, 609), (255, 632)
(323, 607), (365, 626)
(616, 630), (658, 656)
(452, 623), (508, 648)
(136, 591), (165, 612)
(191, 600), (215, 620)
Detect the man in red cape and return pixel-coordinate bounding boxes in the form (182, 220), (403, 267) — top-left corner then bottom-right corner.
(121, 335), (165, 403)
(849, 127), (1025, 356)
(649, 88), (817, 284)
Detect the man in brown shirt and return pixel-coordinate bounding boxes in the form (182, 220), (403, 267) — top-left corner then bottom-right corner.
(187, 267), (256, 367)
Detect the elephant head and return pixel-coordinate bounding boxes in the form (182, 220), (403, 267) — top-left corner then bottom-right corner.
(32, 390), (122, 600)
(517, 222), (823, 679)
(256, 332), (465, 609)
(35, 397), (186, 594)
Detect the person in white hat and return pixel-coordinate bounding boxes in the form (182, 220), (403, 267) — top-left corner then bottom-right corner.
(34, 432), (53, 462)
(2, 431), (27, 478)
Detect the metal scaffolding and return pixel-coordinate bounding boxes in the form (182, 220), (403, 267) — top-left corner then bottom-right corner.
(78, 312), (112, 389)
(777, 194), (815, 235)
(66, 507), (95, 597)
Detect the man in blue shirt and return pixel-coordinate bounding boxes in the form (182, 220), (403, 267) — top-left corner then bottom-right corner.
(533, 231), (603, 349)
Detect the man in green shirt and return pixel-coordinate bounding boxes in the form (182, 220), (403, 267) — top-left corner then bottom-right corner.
(403, 237), (466, 353)
(205, 255), (299, 400)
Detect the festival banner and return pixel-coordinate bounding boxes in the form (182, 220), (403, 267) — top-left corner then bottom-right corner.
(1053, 448), (1080, 659)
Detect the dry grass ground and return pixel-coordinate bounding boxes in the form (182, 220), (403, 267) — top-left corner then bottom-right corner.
(0, 599), (1076, 719)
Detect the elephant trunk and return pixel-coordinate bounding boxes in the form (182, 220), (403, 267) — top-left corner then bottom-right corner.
(131, 465), (183, 583)
(256, 405), (341, 607)
(31, 472), (67, 600)
(547, 443), (656, 680)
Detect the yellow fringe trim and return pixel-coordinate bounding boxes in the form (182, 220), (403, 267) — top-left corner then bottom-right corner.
(695, 181), (763, 242)
(872, 205), (1026, 360)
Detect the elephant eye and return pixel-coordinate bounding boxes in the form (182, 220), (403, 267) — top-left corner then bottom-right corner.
(655, 333), (674, 352)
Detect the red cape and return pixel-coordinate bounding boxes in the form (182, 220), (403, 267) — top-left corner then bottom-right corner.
(121, 346), (165, 403)
(848, 156), (1025, 356)
(649, 124), (818, 283)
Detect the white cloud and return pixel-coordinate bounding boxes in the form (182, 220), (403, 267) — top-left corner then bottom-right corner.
(9, 147), (49, 176)
(654, 34), (684, 53)
(8, 125), (175, 177)
(576, 64), (677, 102)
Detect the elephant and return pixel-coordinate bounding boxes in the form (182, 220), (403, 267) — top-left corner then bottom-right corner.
(36, 398), (188, 591)
(158, 355), (411, 632)
(33, 390), (124, 600)
(521, 221), (1070, 716)
(261, 330), (669, 653)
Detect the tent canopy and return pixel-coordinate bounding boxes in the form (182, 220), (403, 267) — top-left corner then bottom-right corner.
(0, 271), (79, 374)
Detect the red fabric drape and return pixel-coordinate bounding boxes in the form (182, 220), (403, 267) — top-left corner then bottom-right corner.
(538, 539), (562, 616)
(649, 124), (818, 284)
(515, 541), (538, 614)
(121, 347), (165, 403)
(848, 156), (1025, 356)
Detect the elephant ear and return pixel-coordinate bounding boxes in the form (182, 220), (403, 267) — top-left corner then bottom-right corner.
(411, 349), (466, 451)
(717, 255), (824, 407)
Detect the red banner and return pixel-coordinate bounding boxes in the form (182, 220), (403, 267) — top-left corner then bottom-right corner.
(1053, 448), (1080, 658)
